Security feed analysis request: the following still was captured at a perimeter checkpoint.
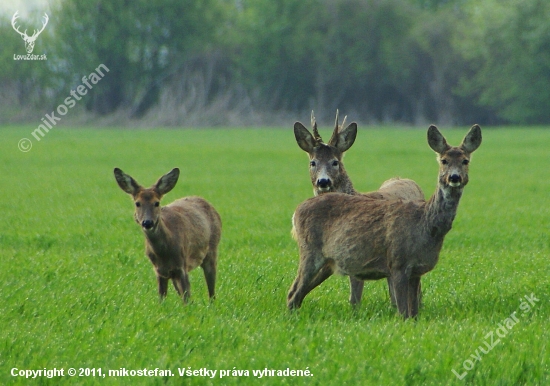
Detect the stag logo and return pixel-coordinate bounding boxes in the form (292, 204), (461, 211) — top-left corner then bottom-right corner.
(12, 11), (49, 54)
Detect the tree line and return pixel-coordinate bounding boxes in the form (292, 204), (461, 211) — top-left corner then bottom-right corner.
(1, 0), (549, 126)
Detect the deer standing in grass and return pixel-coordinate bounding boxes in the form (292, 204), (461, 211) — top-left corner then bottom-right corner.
(114, 168), (221, 303)
(294, 111), (425, 305)
(288, 124), (482, 318)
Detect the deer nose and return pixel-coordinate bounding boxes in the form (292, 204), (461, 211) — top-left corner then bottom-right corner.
(142, 220), (154, 229)
(449, 174), (461, 184)
(317, 178), (331, 189)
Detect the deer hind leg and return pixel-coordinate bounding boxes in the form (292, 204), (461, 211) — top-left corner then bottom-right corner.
(201, 250), (217, 300)
(306, 262), (334, 294)
(349, 277), (364, 305)
(287, 255), (334, 310)
(172, 269), (191, 304)
(157, 275), (169, 301)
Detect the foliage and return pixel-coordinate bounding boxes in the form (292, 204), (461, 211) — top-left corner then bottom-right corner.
(455, 0), (550, 123)
(2, 0), (550, 124)
(0, 13), (55, 112)
(51, 0), (228, 115)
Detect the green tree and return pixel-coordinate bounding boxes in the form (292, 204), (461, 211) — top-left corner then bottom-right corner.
(231, 0), (324, 112)
(456, 0), (550, 123)
(0, 13), (56, 121)
(52, 0), (227, 116)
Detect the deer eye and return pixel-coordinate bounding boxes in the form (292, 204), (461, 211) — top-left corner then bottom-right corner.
(462, 159), (469, 165)
(154, 202), (160, 207)
(310, 161), (316, 167)
(135, 202), (141, 207)
(332, 160), (339, 167)
(441, 159), (448, 165)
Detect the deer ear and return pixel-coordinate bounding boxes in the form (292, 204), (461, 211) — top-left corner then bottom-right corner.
(329, 122), (357, 153)
(294, 122), (317, 153)
(114, 168), (141, 195)
(460, 124), (482, 154)
(155, 168), (180, 195)
(427, 125), (450, 154)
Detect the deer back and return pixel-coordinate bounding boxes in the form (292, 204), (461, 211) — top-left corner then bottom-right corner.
(293, 192), (433, 277)
(377, 177), (425, 201)
(151, 197), (221, 272)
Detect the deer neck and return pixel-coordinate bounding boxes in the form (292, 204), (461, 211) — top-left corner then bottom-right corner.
(143, 217), (171, 252)
(336, 167), (358, 195)
(423, 184), (463, 239)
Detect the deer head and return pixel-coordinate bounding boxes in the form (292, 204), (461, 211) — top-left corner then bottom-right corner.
(294, 110), (357, 195)
(12, 12), (49, 54)
(428, 124), (482, 191)
(114, 168), (180, 232)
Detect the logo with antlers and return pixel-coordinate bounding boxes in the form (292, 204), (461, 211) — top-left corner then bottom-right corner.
(12, 11), (49, 54)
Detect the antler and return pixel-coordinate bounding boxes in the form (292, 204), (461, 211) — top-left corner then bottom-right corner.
(311, 110), (323, 142)
(333, 109), (348, 131)
(328, 109), (348, 146)
(340, 114), (347, 131)
(31, 13), (49, 39)
(11, 11), (27, 38)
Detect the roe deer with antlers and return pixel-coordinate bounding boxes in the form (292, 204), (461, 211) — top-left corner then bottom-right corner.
(288, 124), (482, 318)
(114, 168), (221, 303)
(294, 110), (425, 305)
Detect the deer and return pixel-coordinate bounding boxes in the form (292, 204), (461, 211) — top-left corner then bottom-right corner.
(293, 110), (425, 306)
(114, 167), (222, 303)
(11, 11), (49, 54)
(288, 124), (482, 318)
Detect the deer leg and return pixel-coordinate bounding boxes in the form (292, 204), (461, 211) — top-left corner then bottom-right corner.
(418, 281), (423, 308)
(408, 277), (421, 318)
(172, 269), (191, 304)
(287, 258), (333, 310)
(287, 254), (311, 306)
(157, 275), (169, 301)
(391, 271), (411, 319)
(201, 252), (217, 300)
(387, 277), (397, 307)
(288, 277), (299, 302)
(349, 277), (364, 305)
(306, 263), (334, 294)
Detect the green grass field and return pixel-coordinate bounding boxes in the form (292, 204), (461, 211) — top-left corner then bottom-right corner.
(1, 125), (548, 385)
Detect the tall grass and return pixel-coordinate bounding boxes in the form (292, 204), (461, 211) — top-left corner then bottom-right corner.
(0, 126), (548, 385)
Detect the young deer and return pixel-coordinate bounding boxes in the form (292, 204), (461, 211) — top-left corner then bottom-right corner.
(294, 110), (425, 305)
(114, 168), (222, 303)
(288, 124), (482, 318)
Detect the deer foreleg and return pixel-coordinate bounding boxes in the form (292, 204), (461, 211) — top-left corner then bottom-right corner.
(387, 277), (397, 307)
(391, 270), (411, 319)
(172, 269), (191, 304)
(157, 276), (169, 300)
(349, 277), (364, 305)
(408, 277), (421, 318)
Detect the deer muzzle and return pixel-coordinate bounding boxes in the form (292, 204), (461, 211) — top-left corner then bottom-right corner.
(142, 219), (155, 230)
(448, 174), (462, 187)
(317, 178), (332, 191)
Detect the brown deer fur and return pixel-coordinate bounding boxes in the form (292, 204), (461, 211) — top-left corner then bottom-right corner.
(293, 111), (425, 305)
(114, 168), (222, 303)
(288, 124), (482, 318)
